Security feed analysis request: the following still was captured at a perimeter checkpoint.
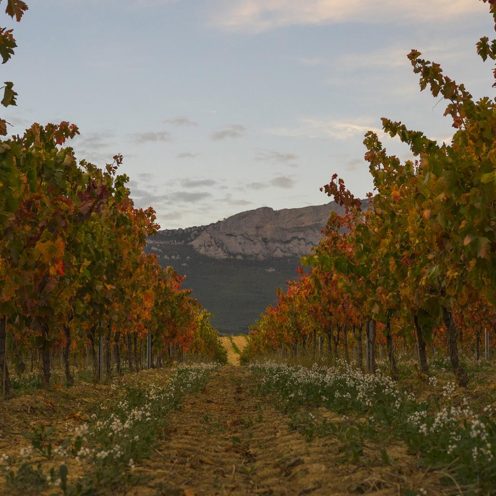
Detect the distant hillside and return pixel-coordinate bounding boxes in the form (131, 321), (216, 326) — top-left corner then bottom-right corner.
(147, 202), (355, 333)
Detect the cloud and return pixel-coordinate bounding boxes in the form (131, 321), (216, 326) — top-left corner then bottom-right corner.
(221, 194), (253, 207)
(269, 117), (381, 140)
(230, 199), (252, 206)
(169, 191), (212, 203)
(130, 184), (212, 208)
(337, 47), (409, 71)
(256, 149), (298, 165)
(297, 56), (328, 67)
(270, 176), (294, 189)
(246, 176), (294, 189)
(336, 40), (470, 73)
(211, 124), (246, 140)
(134, 131), (171, 143)
(130, 187), (169, 208)
(246, 181), (267, 190)
(160, 211), (184, 221)
(177, 152), (199, 159)
(346, 158), (363, 171)
(165, 116), (198, 126)
(295, 48), (410, 85)
(138, 173), (155, 181)
(75, 132), (114, 150)
(73, 132), (116, 163)
(212, 0), (484, 33)
(180, 178), (217, 188)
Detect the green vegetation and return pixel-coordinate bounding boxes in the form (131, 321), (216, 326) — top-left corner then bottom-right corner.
(1, 364), (217, 495)
(150, 239), (299, 334)
(229, 335), (241, 355)
(251, 361), (496, 494)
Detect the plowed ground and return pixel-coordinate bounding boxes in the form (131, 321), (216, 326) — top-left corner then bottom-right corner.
(127, 367), (444, 496)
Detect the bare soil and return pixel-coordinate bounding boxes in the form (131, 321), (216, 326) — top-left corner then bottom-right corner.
(126, 366), (447, 496)
(0, 382), (112, 454)
(0, 366), (452, 496)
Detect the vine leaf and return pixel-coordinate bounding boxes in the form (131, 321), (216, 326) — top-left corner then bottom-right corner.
(5, 0), (28, 22)
(1, 81), (17, 107)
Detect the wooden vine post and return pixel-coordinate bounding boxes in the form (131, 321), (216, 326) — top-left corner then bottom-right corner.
(0, 317), (8, 398)
(98, 334), (103, 382)
(147, 332), (152, 369)
(366, 319), (376, 374)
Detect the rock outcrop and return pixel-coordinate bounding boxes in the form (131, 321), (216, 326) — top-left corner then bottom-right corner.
(153, 203), (340, 260)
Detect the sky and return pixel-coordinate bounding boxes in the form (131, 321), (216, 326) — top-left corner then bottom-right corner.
(3, 0), (494, 229)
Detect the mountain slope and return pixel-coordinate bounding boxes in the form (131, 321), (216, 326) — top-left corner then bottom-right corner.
(147, 203), (344, 332)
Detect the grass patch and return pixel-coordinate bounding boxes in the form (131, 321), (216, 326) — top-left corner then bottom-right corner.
(229, 336), (241, 355)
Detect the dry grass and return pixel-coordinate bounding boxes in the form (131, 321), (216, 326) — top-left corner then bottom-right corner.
(220, 335), (247, 366)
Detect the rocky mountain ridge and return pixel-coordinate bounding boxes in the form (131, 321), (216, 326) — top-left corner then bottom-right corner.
(149, 203), (340, 261)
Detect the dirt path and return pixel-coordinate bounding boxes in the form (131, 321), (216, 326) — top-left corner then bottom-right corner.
(127, 366), (435, 496)
(220, 336), (247, 366)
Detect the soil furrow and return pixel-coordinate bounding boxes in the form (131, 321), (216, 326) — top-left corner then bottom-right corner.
(127, 366), (415, 496)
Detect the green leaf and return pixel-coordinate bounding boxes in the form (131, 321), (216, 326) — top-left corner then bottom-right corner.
(27, 166), (37, 191)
